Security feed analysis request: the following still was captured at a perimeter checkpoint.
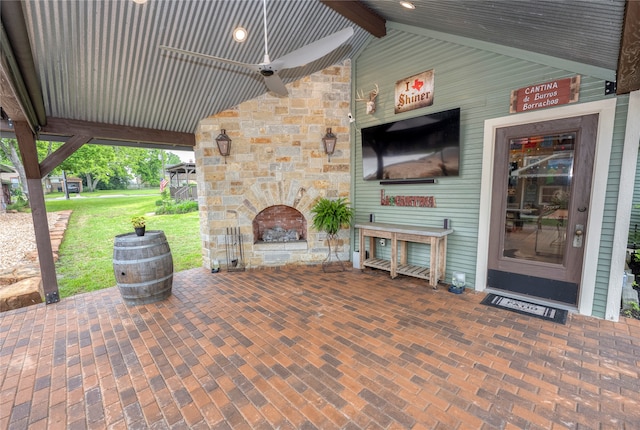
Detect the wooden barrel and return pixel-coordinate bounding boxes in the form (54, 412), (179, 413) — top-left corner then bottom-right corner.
(113, 230), (173, 305)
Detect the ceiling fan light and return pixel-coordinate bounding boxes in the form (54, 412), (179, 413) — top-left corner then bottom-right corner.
(399, 1), (415, 10)
(233, 27), (248, 42)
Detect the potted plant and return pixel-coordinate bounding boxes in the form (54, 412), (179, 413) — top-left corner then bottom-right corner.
(311, 197), (354, 272)
(131, 216), (146, 236)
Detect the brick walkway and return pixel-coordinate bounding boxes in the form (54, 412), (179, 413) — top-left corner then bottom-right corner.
(1, 266), (639, 429)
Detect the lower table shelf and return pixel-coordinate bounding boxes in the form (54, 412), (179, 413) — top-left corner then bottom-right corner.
(363, 258), (391, 271)
(363, 258), (432, 281)
(396, 264), (431, 280)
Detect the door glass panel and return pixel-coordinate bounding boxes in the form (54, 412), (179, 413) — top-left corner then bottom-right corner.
(503, 133), (575, 264)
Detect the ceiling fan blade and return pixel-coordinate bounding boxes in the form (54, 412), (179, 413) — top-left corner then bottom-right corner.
(272, 27), (354, 70)
(159, 45), (260, 72)
(263, 73), (288, 96)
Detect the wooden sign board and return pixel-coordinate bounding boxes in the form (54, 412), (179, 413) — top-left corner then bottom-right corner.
(395, 69), (434, 114)
(510, 76), (580, 113)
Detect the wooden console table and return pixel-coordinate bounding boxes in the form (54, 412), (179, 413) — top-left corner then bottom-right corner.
(355, 222), (453, 287)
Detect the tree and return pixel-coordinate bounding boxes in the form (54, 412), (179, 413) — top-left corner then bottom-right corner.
(0, 138), (30, 202)
(1, 138), (186, 198)
(124, 148), (180, 186)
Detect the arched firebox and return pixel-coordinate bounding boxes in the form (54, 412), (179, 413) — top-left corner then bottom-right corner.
(252, 205), (307, 243)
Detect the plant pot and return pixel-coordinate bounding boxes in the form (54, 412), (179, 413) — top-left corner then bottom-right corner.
(448, 284), (465, 294)
(134, 226), (146, 236)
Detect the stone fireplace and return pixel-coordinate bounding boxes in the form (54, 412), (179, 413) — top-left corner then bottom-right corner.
(195, 60), (352, 269)
(253, 205), (307, 243)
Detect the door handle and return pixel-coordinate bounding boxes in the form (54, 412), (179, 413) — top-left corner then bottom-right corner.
(573, 224), (584, 248)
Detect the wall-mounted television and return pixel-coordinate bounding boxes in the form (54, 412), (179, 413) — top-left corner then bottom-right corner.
(361, 108), (460, 182)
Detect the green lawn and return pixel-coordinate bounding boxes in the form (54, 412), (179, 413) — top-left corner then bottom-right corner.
(45, 190), (202, 298)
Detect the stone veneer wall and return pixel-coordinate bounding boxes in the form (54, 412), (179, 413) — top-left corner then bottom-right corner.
(195, 61), (352, 269)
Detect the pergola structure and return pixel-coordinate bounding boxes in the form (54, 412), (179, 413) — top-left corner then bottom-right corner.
(0, 0), (638, 303)
(166, 162), (197, 202)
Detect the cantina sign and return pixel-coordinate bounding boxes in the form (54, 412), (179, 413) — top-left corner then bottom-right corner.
(510, 76), (580, 113)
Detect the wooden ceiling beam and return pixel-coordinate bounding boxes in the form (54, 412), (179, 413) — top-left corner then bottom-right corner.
(616, 0), (640, 94)
(320, 0), (386, 38)
(40, 117), (196, 148)
(39, 134), (91, 178)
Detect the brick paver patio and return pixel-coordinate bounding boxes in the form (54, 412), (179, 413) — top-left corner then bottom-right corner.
(1, 265), (639, 429)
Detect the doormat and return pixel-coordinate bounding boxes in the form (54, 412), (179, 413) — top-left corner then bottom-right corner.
(481, 294), (568, 324)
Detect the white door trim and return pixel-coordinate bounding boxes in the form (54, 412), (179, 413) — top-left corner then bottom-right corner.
(606, 90), (640, 321)
(476, 98), (617, 317)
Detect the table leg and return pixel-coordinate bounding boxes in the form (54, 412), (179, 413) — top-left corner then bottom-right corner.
(359, 229), (365, 270)
(399, 240), (407, 265)
(439, 237), (447, 284)
(369, 236), (376, 261)
(391, 234), (397, 278)
(430, 237), (438, 287)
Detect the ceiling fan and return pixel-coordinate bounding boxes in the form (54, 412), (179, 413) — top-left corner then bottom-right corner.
(159, 0), (354, 96)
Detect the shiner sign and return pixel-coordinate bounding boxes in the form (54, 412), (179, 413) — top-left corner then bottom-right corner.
(395, 69), (434, 114)
(510, 76), (580, 113)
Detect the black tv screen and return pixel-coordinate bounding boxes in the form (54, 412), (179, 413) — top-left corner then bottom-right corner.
(361, 108), (460, 181)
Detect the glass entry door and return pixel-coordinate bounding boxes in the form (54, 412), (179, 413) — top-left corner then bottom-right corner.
(503, 133), (574, 264)
(487, 114), (598, 305)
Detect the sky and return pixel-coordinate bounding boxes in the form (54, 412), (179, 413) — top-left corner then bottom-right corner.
(169, 149), (195, 163)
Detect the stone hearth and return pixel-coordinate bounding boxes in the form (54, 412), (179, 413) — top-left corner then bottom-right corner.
(253, 205), (306, 243)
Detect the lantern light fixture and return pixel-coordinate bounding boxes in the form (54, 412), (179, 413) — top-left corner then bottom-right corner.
(322, 127), (337, 161)
(215, 129), (232, 163)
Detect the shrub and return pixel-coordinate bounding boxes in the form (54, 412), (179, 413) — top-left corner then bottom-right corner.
(155, 199), (198, 215)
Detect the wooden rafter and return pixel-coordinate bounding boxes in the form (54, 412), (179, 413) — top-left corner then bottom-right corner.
(40, 117), (196, 148)
(320, 0), (386, 38)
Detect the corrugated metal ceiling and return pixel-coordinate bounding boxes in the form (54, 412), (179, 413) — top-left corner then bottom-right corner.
(7, 0), (628, 136)
(360, 0), (625, 71)
(20, 0), (371, 133)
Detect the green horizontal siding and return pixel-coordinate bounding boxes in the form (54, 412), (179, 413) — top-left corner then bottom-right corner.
(351, 25), (628, 316)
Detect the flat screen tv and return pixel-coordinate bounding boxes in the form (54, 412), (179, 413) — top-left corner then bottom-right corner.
(361, 108), (460, 181)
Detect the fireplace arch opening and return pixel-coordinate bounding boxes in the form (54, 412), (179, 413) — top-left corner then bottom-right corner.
(253, 205), (307, 243)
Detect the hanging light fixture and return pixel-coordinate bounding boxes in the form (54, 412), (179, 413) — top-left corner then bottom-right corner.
(215, 129), (232, 163)
(322, 128), (337, 161)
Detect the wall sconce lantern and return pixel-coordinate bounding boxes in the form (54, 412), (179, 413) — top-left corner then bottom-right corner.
(215, 129), (232, 163)
(322, 127), (337, 161)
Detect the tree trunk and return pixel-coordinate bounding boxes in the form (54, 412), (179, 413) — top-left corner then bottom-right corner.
(0, 139), (31, 203)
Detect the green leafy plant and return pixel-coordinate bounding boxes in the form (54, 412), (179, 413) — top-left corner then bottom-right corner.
(311, 197), (354, 236)
(131, 216), (146, 228)
(622, 301), (640, 319)
(311, 197), (353, 272)
(6, 188), (29, 211)
(155, 200), (198, 215)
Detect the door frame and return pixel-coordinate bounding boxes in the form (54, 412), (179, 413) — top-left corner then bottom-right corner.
(476, 99), (617, 316)
(607, 90), (640, 320)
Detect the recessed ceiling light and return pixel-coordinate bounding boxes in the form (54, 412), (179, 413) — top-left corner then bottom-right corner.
(399, 1), (415, 9)
(233, 26), (248, 43)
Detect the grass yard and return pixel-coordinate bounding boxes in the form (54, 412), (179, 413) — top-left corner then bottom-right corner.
(45, 189), (202, 298)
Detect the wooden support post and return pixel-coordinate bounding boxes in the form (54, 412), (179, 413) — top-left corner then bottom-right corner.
(14, 121), (60, 303)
